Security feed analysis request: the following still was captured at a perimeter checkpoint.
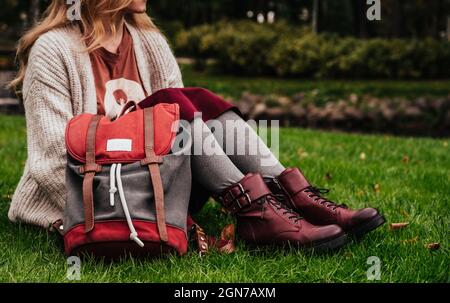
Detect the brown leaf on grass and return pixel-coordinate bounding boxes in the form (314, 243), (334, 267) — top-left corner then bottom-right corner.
(218, 240), (236, 254)
(297, 148), (309, 159)
(214, 224), (236, 254)
(426, 243), (440, 251)
(343, 251), (354, 259)
(220, 224), (235, 241)
(400, 236), (418, 244)
(324, 172), (333, 181)
(359, 152), (366, 160)
(402, 155), (410, 164)
(356, 190), (365, 197)
(389, 222), (409, 230)
(208, 237), (236, 255)
(373, 183), (381, 192)
(400, 210), (410, 218)
(1, 194), (12, 200)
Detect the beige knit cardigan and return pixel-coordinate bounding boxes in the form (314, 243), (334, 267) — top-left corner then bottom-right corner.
(8, 22), (184, 229)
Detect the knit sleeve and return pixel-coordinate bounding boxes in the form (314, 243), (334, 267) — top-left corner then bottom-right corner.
(161, 36), (184, 89)
(143, 31), (184, 89)
(21, 35), (73, 205)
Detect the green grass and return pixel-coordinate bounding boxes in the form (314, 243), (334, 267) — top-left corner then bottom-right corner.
(0, 115), (448, 283)
(181, 64), (450, 102)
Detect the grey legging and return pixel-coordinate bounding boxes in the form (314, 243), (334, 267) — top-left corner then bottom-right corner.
(178, 110), (285, 193)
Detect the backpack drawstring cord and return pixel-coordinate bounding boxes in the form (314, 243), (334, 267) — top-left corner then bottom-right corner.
(109, 163), (144, 248)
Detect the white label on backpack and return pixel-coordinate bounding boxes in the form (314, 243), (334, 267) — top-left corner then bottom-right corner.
(106, 139), (132, 152)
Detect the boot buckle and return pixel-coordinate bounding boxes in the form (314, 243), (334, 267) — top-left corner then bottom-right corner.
(224, 183), (252, 213)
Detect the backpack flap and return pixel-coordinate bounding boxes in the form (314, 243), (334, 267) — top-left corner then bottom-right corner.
(65, 103), (180, 164)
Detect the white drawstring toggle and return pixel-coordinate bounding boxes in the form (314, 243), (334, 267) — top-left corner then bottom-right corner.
(109, 163), (117, 207)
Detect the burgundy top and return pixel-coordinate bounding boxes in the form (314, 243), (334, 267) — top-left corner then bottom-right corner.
(89, 27), (146, 118)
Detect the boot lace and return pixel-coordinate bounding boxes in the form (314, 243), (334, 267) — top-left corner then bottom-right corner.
(303, 186), (347, 211)
(266, 195), (303, 223)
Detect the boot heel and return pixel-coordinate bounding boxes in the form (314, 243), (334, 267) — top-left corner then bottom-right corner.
(350, 214), (386, 239)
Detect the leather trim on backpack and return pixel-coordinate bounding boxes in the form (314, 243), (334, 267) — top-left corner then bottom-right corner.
(81, 115), (102, 233)
(141, 107), (168, 243)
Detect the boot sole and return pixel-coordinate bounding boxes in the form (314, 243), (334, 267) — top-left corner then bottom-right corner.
(348, 214), (386, 239)
(308, 233), (349, 253)
(243, 233), (349, 254)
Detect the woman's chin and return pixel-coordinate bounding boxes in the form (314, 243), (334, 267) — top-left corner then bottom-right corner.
(128, 0), (147, 14)
(126, 2), (147, 14)
(135, 6), (148, 13)
(127, 7), (147, 14)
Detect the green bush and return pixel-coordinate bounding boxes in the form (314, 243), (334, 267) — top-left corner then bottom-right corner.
(175, 23), (216, 57)
(207, 23), (278, 75)
(269, 32), (345, 78)
(176, 21), (299, 75)
(175, 21), (450, 79)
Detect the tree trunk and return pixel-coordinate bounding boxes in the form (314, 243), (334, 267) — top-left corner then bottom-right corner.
(312, 0), (320, 33)
(447, 16), (450, 41)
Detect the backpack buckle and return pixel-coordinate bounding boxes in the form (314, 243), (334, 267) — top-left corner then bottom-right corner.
(141, 155), (163, 166)
(79, 164), (102, 174)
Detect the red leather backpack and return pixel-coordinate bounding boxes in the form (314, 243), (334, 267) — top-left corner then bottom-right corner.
(61, 103), (193, 259)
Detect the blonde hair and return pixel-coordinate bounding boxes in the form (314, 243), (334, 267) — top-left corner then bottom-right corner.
(10, 0), (158, 90)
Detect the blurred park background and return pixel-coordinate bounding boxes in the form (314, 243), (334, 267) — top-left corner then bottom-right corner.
(1, 0), (450, 136)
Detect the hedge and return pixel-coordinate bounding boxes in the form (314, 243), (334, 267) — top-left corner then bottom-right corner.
(174, 21), (450, 79)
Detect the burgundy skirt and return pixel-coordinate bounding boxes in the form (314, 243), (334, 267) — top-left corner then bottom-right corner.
(139, 87), (241, 213)
(139, 87), (239, 122)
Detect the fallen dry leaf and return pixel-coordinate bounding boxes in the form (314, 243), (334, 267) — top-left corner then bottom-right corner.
(343, 251), (354, 259)
(218, 240), (236, 254)
(359, 152), (366, 160)
(207, 237), (236, 254)
(402, 155), (410, 164)
(220, 224), (235, 241)
(400, 210), (410, 218)
(426, 243), (440, 251)
(297, 148), (309, 158)
(356, 190), (365, 197)
(400, 236), (418, 244)
(373, 183), (381, 192)
(389, 222), (409, 230)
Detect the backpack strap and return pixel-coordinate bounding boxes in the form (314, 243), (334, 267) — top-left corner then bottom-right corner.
(117, 100), (141, 118)
(140, 107), (168, 242)
(80, 115), (102, 233)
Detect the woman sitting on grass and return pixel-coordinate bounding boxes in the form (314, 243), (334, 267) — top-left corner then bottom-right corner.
(9, 0), (384, 252)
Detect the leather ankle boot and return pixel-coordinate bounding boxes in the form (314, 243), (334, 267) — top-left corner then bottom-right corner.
(214, 173), (349, 252)
(266, 168), (385, 238)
